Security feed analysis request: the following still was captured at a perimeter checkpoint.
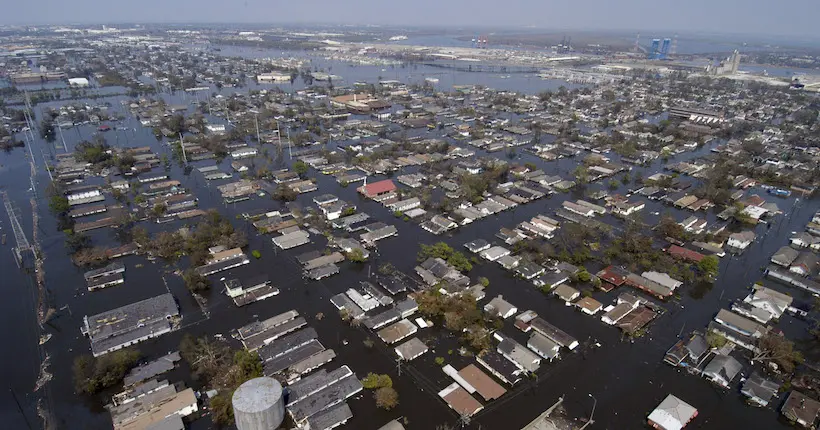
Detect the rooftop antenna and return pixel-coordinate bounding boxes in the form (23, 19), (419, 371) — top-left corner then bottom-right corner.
(395, 358), (402, 376)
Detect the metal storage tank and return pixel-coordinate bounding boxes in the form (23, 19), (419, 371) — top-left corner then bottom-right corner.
(232, 376), (285, 430)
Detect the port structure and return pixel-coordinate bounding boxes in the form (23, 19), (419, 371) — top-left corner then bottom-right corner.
(636, 33), (676, 60)
(2, 191), (34, 269)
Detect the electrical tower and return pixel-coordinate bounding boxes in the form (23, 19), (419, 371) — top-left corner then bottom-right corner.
(2, 191), (34, 269)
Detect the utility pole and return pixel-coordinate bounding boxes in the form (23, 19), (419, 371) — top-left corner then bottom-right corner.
(287, 127), (292, 160)
(579, 394), (597, 430)
(255, 114), (261, 144)
(179, 133), (188, 164)
(58, 125), (68, 152)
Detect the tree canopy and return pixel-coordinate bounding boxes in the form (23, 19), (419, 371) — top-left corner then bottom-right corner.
(418, 242), (473, 272)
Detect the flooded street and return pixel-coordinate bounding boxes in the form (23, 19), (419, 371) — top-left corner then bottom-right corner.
(1, 49), (817, 430)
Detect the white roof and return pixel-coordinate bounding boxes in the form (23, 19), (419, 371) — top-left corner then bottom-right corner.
(647, 394), (697, 430)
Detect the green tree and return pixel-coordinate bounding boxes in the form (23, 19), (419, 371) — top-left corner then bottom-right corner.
(361, 373), (393, 389)
(346, 248), (367, 263)
(417, 242), (472, 272)
(573, 165), (589, 184)
(73, 349), (140, 395)
(273, 184), (298, 202)
(49, 194), (70, 214)
(292, 160), (309, 176)
(753, 332), (803, 374)
(183, 269), (211, 292)
(209, 393), (234, 426)
(697, 255), (720, 278)
(576, 269), (592, 283)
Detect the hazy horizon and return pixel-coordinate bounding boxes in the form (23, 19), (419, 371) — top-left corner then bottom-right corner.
(3, 0), (819, 40)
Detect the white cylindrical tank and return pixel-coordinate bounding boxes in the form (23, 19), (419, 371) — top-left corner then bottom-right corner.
(232, 377), (285, 430)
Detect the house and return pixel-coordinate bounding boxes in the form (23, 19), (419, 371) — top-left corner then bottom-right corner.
(647, 394), (698, 430)
(668, 245), (705, 263)
(496, 335), (541, 372)
(596, 266), (629, 290)
(387, 197), (421, 212)
(527, 332), (560, 361)
(611, 199), (645, 216)
(742, 285), (792, 322)
(601, 302), (639, 325)
(782, 391), (820, 428)
(421, 215), (458, 234)
(480, 246), (511, 262)
(529, 317), (578, 350)
(562, 201), (595, 217)
(728, 231), (756, 250)
(534, 271), (570, 290)
(484, 295), (518, 319)
(702, 354), (742, 388)
(575, 297), (603, 315)
(230, 147), (258, 159)
(457, 364), (507, 401)
(713, 309), (767, 338)
(357, 179), (397, 200)
(553, 284), (580, 303)
(771, 246), (799, 267)
(741, 372), (780, 407)
(641, 271), (683, 291)
(791, 232), (820, 249)
(790, 252), (819, 277)
(464, 239), (491, 253)
(664, 333), (709, 367)
(438, 383), (483, 417)
(625, 273), (673, 299)
(514, 260), (545, 280)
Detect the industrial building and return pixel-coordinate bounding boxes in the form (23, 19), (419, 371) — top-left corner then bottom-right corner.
(82, 293), (180, 357)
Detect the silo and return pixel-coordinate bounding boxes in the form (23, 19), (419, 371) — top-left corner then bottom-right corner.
(232, 376), (285, 430)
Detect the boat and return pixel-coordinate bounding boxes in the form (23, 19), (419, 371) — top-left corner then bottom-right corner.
(425, 77), (439, 83)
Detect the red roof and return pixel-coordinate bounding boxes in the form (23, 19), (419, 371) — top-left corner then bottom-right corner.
(358, 179), (396, 197)
(667, 245), (705, 262)
(597, 266), (628, 286)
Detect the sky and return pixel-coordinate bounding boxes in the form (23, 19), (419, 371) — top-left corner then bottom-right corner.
(4, 0), (820, 40)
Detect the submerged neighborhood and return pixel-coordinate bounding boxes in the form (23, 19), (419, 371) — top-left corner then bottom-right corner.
(2, 18), (820, 430)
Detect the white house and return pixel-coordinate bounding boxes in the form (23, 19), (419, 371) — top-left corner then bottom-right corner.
(790, 232), (819, 249)
(728, 231), (756, 249)
(230, 147), (258, 159)
(257, 73), (291, 83)
(68, 77), (90, 87)
(484, 295), (518, 319)
(480, 246), (511, 262)
(206, 124), (226, 134)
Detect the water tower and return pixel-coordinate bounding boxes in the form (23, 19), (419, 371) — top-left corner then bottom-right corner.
(232, 377), (285, 430)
